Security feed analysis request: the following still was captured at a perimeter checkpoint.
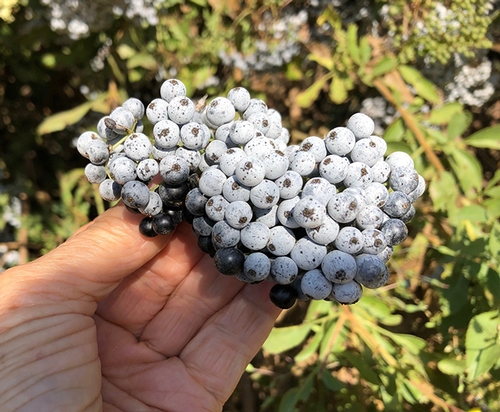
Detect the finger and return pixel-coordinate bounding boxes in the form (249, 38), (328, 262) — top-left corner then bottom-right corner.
(96, 221), (205, 336)
(16, 205), (173, 306)
(180, 281), (281, 404)
(138, 253), (246, 355)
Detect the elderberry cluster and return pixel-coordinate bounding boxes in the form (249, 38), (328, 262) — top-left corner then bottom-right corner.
(76, 80), (425, 310)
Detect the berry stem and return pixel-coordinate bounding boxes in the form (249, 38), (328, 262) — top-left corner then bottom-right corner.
(373, 77), (445, 173)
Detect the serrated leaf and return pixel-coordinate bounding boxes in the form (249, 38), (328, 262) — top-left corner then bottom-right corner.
(428, 102), (464, 125)
(448, 147), (483, 198)
(398, 65), (440, 104)
(464, 125), (500, 150)
(447, 111), (472, 140)
(347, 24), (360, 65)
(384, 118), (405, 142)
(296, 76), (329, 108)
(428, 171), (458, 212)
(371, 56), (398, 77)
(465, 310), (500, 380)
(37, 101), (93, 135)
(329, 76), (348, 104)
(437, 358), (467, 375)
(263, 323), (312, 354)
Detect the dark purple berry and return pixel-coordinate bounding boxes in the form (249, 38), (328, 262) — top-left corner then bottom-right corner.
(139, 216), (158, 237)
(269, 284), (298, 309)
(214, 247), (245, 275)
(152, 213), (176, 235)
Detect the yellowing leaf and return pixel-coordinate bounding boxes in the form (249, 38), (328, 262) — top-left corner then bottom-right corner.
(296, 76), (329, 108)
(37, 101), (93, 135)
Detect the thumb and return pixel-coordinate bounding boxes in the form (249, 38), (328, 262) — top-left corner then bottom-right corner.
(13, 205), (173, 305)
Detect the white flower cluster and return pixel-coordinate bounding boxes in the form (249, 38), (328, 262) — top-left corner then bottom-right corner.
(40, 0), (162, 39)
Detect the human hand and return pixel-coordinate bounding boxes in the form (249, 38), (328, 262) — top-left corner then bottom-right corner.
(0, 205), (281, 411)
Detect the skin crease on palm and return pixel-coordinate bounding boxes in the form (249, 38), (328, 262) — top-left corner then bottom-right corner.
(0, 205), (281, 412)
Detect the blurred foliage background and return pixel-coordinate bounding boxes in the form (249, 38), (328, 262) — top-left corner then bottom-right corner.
(1, 0), (500, 411)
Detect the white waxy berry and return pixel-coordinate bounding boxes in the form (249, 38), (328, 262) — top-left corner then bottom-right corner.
(160, 78), (186, 102)
(84, 163), (106, 184)
(253, 204), (278, 228)
(121, 180), (150, 209)
(321, 250), (357, 284)
(244, 135), (278, 158)
(176, 146), (201, 171)
(289, 150), (316, 177)
(346, 112), (375, 139)
(318, 155), (349, 184)
(222, 175), (251, 203)
(97, 117), (120, 141)
(275, 170), (303, 199)
(327, 192), (362, 224)
(355, 254), (389, 289)
(363, 182), (389, 207)
(305, 215), (339, 245)
(334, 226), (364, 254)
(122, 97), (145, 120)
(361, 228), (387, 254)
(407, 174), (426, 202)
(87, 139), (109, 165)
(224, 200), (253, 229)
(228, 120), (256, 145)
(329, 280), (363, 304)
(180, 122), (208, 150)
(227, 87), (251, 112)
(139, 191), (163, 216)
(259, 150), (289, 180)
(205, 195), (229, 222)
(109, 107), (135, 134)
(159, 155), (190, 186)
(301, 177), (336, 206)
(206, 97), (236, 127)
(343, 161), (373, 189)
(99, 179), (121, 202)
(192, 215), (215, 237)
(270, 256), (299, 285)
(136, 158), (159, 183)
(211, 220), (240, 249)
(277, 196), (301, 229)
(124, 132), (151, 161)
(380, 218), (408, 246)
(385, 151), (414, 170)
(168, 96), (195, 125)
(146, 98), (169, 125)
(204, 140), (228, 165)
(198, 167), (227, 197)
(247, 112), (271, 135)
(267, 226), (296, 256)
(219, 147), (246, 176)
(371, 159), (391, 183)
(292, 196), (326, 229)
(240, 222), (270, 251)
(290, 238), (327, 270)
(324, 127), (355, 156)
(243, 252), (271, 282)
(389, 165), (419, 194)
(300, 136), (327, 163)
(300, 269), (333, 300)
(235, 156), (266, 187)
(153, 119), (180, 149)
(350, 136), (386, 166)
(356, 205), (386, 230)
(108, 156), (137, 185)
(250, 180), (280, 209)
(242, 98), (267, 120)
(382, 191), (412, 218)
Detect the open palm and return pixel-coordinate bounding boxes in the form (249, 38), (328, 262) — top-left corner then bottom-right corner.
(0, 206), (280, 412)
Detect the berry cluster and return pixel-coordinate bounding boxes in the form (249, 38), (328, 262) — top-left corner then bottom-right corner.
(76, 79), (425, 310)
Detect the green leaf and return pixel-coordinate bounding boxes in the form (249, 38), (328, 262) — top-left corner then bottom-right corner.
(389, 333), (426, 355)
(428, 171), (458, 212)
(437, 357), (467, 376)
(359, 36), (371, 66)
(37, 101), (93, 135)
(371, 56), (398, 77)
(448, 147), (483, 198)
(384, 118), (405, 142)
(329, 76), (348, 104)
(398, 65), (440, 104)
(465, 125), (500, 150)
(296, 76), (329, 108)
(126, 52), (158, 70)
(428, 102), (464, 125)
(263, 323), (312, 354)
(294, 328), (324, 362)
(447, 111), (472, 140)
(347, 24), (360, 65)
(342, 351), (381, 385)
(321, 369), (344, 391)
(452, 205), (489, 224)
(465, 310), (500, 380)
(489, 222), (500, 259)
